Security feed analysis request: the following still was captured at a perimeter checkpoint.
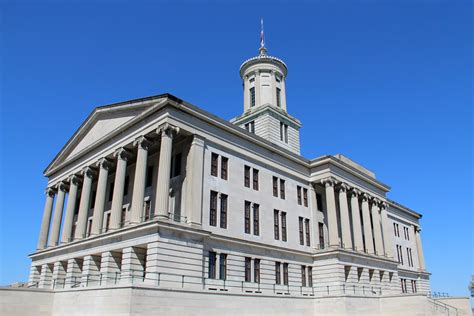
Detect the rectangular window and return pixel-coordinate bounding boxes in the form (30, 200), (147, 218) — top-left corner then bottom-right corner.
(211, 153), (219, 177)
(283, 263), (289, 285)
(305, 219), (311, 246)
(276, 87), (281, 107)
(308, 267), (313, 287)
(209, 251), (216, 279)
(297, 186), (302, 205)
(319, 222), (325, 249)
(275, 262), (281, 285)
(252, 169), (259, 191)
(108, 182), (114, 202)
(245, 257), (251, 282)
(299, 217), (304, 245)
(220, 194), (228, 229)
(219, 254), (227, 280)
(210, 191), (218, 226)
(274, 210), (280, 240)
(221, 157), (228, 180)
(245, 121), (255, 133)
(124, 176), (130, 196)
(172, 153), (182, 177)
(316, 193), (323, 212)
(273, 176), (278, 197)
(244, 166), (251, 188)
(280, 122), (288, 143)
(244, 201), (251, 234)
(280, 179), (285, 199)
(250, 87), (255, 107)
(146, 166), (154, 187)
(254, 259), (260, 283)
(281, 212), (287, 242)
(303, 188), (308, 207)
(105, 213), (111, 232)
(301, 266), (307, 287)
(411, 280), (417, 293)
(253, 204), (260, 236)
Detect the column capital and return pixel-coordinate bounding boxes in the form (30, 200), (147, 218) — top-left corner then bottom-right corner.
(361, 193), (371, 202)
(336, 183), (350, 193)
(96, 157), (113, 170)
(45, 187), (56, 197)
(380, 201), (388, 210)
(156, 123), (179, 137)
(191, 134), (205, 147)
(114, 148), (131, 161)
(370, 198), (381, 207)
(349, 188), (361, 198)
(82, 166), (96, 179)
(321, 177), (337, 187)
(56, 182), (69, 192)
(133, 136), (152, 150)
(68, 175), (82, 186)
(415, 226), (422, 233)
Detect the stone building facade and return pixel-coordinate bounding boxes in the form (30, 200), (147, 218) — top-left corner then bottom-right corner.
(24, 43), (437, 315)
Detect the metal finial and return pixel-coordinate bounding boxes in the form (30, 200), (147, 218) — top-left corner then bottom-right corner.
(259, 18), (267, 56)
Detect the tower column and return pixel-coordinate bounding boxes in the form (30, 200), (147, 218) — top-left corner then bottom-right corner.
(48, 183), (68, 247)
(361, 194), (375, 254)
(271, 70), (276, 106)
(349, 190), (364, 252)
(75, 167), (95, 240)
(130, 136), (151, 224)
(154, 123), (178, 219)
(243, 75), (250, 111)
(371, 200), (384, 256)
(337, 184), (352, 249)
(321, 178), (339, 248)
(255, 70), (261, 107)
(110, 148), (131, 230)
(37, 188), (56, 250)
(91, 158), (112, 235)
(380, 203), (393, 258)
(280, 76), (287, 111)
(61, 175), (81, 244)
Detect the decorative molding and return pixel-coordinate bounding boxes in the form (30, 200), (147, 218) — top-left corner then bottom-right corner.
(82, 166), (97, 179)
(45, 187), (56, 197)
(68, 175), (82, 186)
(321, 177), (337, 187)
(96, 157), (113, 170)
(57, 182), (69, 192)
(156, 123), (180, 137)
(114, 148), (131, 161)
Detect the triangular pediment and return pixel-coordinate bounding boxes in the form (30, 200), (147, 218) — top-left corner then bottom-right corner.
(45, 94), (172, 176)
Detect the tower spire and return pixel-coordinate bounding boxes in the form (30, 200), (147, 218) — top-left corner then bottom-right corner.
(259, 18), (267, 56)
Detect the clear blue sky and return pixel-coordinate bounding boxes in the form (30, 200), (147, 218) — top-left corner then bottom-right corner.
(1, 1), (472, 298)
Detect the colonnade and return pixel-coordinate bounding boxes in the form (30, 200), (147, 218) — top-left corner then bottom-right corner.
(321, 177), (394, 258)
(36, 123), (180, 250)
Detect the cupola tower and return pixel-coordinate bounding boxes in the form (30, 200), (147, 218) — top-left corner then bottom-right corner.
(231, 20), (302, 154)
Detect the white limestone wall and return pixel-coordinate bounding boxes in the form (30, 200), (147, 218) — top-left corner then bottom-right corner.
(0, 288), (53, 316)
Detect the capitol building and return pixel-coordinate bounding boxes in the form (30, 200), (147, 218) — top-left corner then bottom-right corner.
(1, 34), (469, 316)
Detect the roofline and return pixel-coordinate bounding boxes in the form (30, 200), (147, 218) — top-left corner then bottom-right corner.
(387, 199), (422, 219)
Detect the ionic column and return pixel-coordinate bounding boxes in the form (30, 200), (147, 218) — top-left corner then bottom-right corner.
(154, 123), (178, 219)
(243, 75), (250, 111)
(361, 194), (375, 254)
(380, 202), (393, 258)
(110, 148), (131, 230)
(48, 183), (68, 247)
(130, 136), (151, 224)
(280, 76), (287, 111)
(91, 158), (112, 235)
(255, 70), (261, 107)
(415, 227), (426, 271)
(61, 175), (81, 244)
(37, 188), (55, 250)
(349, 189), (364, 252)
(321, 178), (339, 247)
(370, 199), (384, 256)
(185, 134), (205, 225)
(75, 167), (95, 240)
(337, 184), (352, 249)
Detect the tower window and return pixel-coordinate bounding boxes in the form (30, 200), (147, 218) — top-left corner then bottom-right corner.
(276, 88), (281, 107)
(280, 122), (288, 143)
(245, 121), (255, 133)
(250, 87), (256, 107)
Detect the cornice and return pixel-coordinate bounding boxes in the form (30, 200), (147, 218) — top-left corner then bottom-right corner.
(387, 199), (422, 219)
(231, 103), (302, 128)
